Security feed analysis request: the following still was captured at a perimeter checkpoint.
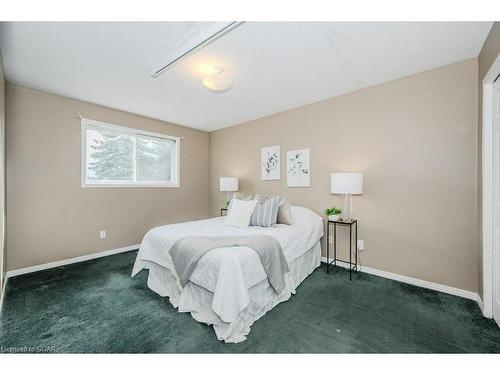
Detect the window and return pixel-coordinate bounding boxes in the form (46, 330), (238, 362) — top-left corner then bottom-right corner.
(81, 119), (180, 187)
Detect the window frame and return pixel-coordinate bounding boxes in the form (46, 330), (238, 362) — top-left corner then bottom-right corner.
(81, 118), (180, 188)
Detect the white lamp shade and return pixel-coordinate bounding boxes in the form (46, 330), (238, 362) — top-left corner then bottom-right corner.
(219, 177), (239, 192)
(331, 172), (363, 195)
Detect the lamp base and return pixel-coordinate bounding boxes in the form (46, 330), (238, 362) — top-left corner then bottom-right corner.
(342, 194), (353, 221)
(225, 191), (235, 207)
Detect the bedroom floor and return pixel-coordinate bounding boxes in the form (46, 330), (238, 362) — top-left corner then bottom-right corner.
(1, 250), (499, 353)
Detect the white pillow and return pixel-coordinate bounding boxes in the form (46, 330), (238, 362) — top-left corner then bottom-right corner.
(227, 193), (252, 214)
(225, 199), (257, 229)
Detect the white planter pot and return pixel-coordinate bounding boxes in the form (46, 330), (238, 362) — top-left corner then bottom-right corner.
(328, 215), (339, 221)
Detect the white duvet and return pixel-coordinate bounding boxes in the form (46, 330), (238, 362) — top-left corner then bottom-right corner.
(132, 206), (323, 323)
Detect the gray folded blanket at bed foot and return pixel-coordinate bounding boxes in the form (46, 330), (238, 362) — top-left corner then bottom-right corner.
(168, 235), (290, 294)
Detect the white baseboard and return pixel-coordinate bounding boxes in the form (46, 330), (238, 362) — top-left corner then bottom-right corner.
(5, 244), (140, 279)
(321, 257), (482, 307)
(477, 296), (485, 314)
(0, 277), (7, 313)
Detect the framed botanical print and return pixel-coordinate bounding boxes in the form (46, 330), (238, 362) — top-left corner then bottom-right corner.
(287, 148), (310, 187)
(261, 145), (280, 181)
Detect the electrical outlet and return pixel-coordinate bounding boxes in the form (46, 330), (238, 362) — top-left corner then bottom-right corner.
(357, 240), (364, 250)
(100, 230), (106, 239)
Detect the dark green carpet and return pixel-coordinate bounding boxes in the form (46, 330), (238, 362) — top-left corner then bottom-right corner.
(1, 250), (499, 353)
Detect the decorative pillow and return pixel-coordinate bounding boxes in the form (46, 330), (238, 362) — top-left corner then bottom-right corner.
(225, 199), (257, 229)
(253, 194), (264, 202)
(227, 193), (252, 214)
(249, 195), (280, 227)
(277, 197), (294, 225)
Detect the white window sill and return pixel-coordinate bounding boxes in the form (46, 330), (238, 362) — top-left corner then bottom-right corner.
(82, 183), (180, 188)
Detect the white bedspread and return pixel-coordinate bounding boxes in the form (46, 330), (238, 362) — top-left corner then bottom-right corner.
(132, 206), (323, 323)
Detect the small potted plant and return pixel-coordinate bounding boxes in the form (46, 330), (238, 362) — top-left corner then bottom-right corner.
(324, 207), (342, 221)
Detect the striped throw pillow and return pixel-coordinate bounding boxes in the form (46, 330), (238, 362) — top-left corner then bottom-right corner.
(249, 195), (280, 227)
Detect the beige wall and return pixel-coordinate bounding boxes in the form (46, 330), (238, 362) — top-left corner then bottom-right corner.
(210, 58), (479, 292)
(2, 52), (484, 294)
(6, 85), (210, 271)
(477, 22), (500, 299)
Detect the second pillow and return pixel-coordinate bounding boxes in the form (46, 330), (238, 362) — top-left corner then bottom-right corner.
(249, 195), (280, 227)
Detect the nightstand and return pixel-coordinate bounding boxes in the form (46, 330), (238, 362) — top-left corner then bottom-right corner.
(220, 208), (228, 216)
(326, 219), (358, 280)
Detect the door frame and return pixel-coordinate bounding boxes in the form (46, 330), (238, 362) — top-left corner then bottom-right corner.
(482, 52), (500, 319)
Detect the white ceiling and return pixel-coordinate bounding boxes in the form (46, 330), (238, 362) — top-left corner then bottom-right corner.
(0, 22), (492, 131)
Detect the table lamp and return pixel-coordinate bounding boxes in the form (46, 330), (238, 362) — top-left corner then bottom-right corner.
(219, 177), (239, 206)
(330, 172), (363, 221)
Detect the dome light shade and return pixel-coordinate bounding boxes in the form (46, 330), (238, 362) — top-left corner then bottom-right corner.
(202, 67), (233, 93)
(198, 64), (223, 76)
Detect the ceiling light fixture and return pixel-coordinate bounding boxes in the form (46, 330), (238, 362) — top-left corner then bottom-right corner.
(151, 22), (244, 78)
(197, 64), (224, 76)
(202, 67), (233, 93)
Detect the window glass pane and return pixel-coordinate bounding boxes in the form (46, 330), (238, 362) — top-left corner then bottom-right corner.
(83, 121), (178, 186)
(136, 136), (174, 182)
(86, 128), (134, 182)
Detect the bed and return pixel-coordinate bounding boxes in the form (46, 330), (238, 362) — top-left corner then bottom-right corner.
(132, 205), (324, 343)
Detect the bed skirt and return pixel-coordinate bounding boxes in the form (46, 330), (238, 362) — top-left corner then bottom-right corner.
(142, 241), (321, 343)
